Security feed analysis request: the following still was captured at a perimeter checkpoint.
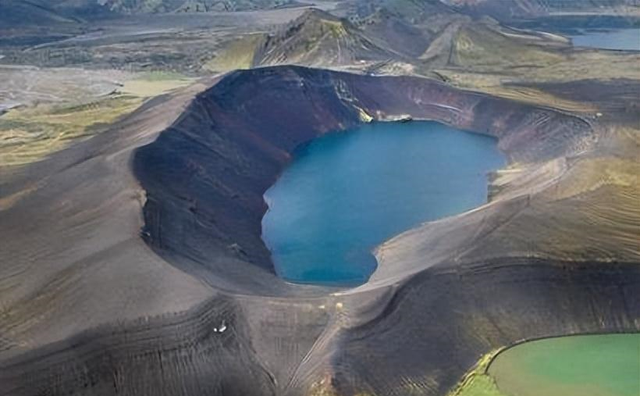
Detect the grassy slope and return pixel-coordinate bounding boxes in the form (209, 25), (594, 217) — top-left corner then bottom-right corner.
(453, 376), (508, 396)
(204, 34), (263, 72)
(452, 24), (566, 68)
(0, 72), (193, 167)
(447, 351), (510, 396)
(0, 95), (142, 166)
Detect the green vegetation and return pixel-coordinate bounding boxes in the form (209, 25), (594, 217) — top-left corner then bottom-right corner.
(204, 35), (262, 72)
(490, 334), (640, 396)
(120, 73), (194, 97)
(448, 351), (509, 396)
(136, 71), (190, 81)
(0, 95), (143, 166)
(453, 25), (565, 68)
(453, 375), (508, 396)
(0, 73), (193, 167)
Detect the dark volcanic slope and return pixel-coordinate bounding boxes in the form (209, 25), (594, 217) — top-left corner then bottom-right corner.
(0, 66), (638, 396)
(334, 260), (640, 396)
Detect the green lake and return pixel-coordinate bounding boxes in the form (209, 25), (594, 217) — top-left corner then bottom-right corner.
(489, 333), (640, 396)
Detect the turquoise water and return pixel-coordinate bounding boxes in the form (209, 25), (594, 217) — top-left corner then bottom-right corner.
(570, 28), (640, 51)
(262, 122), (505, 286)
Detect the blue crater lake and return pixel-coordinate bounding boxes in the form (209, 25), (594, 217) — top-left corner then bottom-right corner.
(262, 121), (505, 286)
(569, 28), (640, 51)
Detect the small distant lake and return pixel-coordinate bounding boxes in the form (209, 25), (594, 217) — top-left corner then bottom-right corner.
(569, 28), (640, 51)
(262, 121), (505, 286)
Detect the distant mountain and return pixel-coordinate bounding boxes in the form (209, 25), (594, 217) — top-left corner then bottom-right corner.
(209, 9), (399, 71)
(208, 5), (574, 73)
(256, 9), (397, 66)
(0, 0), (91, 26)
(101, 0), (297, 13)
(0, 0), (298, 25)
(345, 0), (574, 70)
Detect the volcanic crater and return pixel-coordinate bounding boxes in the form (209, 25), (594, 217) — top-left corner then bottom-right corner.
(0, 66), (638, 396)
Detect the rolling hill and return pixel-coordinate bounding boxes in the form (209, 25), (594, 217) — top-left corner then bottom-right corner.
(208, 9), (400, 71)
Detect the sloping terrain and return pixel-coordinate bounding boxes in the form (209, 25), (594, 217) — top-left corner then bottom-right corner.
(209, 6), (571, 72)
(0, 0), (111, 26)
(352, 0), (455, 24)
(0, 66), (638, 396)
(0, 1), (639, 395)
(0, 0), (83, 27)
(209, 9), (397, 71)
(414, 16), (570, 70)
(354, 8), (433, 58)
(0, 68), (193, 167)
(255, 9), (396, 66)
